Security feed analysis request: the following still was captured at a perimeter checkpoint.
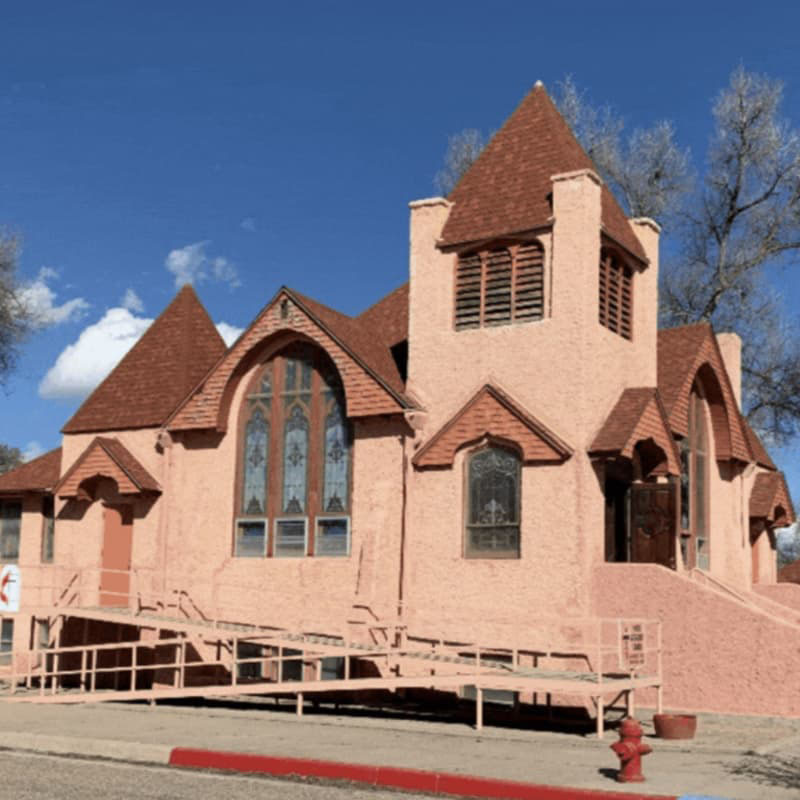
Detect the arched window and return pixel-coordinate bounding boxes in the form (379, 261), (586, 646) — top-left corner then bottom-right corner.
(465, 446), (521, 559)
(679, 385), (709, 569)
(235, 344), (352, 558)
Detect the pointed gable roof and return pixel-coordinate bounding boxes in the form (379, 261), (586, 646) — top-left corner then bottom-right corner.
(742, 417), (776, 470)
(413, 383), (572, 468)
(750, 471), (795, 526)
(56, 436), (160, 498)
(439, 83), (646, 261)
(63, 286), (227, 434)
(657, 323), (752, 463)
(589, 388), (681, 476)
(169, 286), (410, 431)
(0, 448), (62, 495)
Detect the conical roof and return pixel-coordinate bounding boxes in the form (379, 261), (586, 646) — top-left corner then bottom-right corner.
(63, 285), (227, 433)
(439, 83), (646, 261)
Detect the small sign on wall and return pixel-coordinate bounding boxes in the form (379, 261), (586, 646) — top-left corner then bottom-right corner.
(621, 622), (646, 670)
(0, 565), (20, 613)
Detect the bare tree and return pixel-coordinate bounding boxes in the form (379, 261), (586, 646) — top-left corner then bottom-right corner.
(554, 76), (693, 222)
(0, 443), (22, 475)
(0, 232), (30, 383)
(434, 129), (486, 196)
(661, 68), (800, 443)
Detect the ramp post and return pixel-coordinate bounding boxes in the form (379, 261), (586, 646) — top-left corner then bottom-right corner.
(296, 692), (304, 717)
(476, 686), (483, 731)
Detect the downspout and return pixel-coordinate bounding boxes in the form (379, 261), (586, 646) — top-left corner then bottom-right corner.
(398, 431), (408, 621)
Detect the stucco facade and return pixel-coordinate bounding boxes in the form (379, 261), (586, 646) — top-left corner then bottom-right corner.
(0, 82), (797, 718)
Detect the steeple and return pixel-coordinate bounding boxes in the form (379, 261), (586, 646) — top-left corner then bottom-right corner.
(438, 83), (645, 261)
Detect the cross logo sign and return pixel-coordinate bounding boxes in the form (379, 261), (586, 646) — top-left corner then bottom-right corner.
(0, 565), (20, 613)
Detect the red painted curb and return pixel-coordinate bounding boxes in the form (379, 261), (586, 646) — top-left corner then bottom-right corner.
(168, 747), (677, 800)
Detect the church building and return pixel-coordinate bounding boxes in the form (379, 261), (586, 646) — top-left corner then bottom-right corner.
(0, 83), (797, 720)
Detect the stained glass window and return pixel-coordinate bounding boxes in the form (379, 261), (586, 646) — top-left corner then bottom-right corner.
(235, 346), (351, 559)
(41, 495), (55, 563)
(323, 402), (349, 513)
(242, 407), (269, 515)
(283, 405), (309, 514)
(0, 502), (21, 563)
(465, 448), (520, 558)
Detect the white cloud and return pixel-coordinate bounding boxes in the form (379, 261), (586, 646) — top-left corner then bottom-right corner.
(121, 288), (144, 313)
(39, 308), (153, 399)
(19, 267), (90, 327)
(22, 441), (44, 462)
(39, 304), (244, 400)
(216, 322), (244, 347)
(240, 217), (257, 232)
(165, 241), (240, 289)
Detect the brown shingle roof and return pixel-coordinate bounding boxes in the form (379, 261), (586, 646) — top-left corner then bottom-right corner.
(750, 471), (795, 525)
(0, 447), (62, 494)
(742, 417), (776, 470)
(356, 283), (409, 348)
(656, 323), (751, 462)
(63, 286), (227, 434)
(439, 83), (646, 261)
(589, 387), (681, 475)
(289, 288), (407, 398)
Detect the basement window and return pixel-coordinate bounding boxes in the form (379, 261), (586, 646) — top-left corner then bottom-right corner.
(455, 242), (544, 330)
(234, 520), (268, 557)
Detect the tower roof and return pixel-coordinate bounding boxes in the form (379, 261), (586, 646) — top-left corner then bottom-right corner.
(63, 285), (227, 433)
(439, 83), (646, 261)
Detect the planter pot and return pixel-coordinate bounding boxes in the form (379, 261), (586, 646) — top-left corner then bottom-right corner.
(653, 713), (697, 739)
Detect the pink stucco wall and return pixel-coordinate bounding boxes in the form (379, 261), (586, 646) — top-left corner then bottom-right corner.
(754, 582), (800, 613)
(593, 563), (800, 716)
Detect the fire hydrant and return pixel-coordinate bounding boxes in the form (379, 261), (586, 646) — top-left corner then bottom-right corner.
(610, 717), (651, 783)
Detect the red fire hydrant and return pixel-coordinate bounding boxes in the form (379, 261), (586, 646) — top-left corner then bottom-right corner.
(610, 717), (651, 783)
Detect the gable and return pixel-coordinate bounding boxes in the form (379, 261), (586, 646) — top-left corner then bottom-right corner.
(63, 285), (226, 434)
(413, 384), (572, 468)
(169, 288), (409, 432)
(589, 388), (681, 476)
(439, 83), (645, 262)
(56, 437), (160, 498)
(750, 471), (795, 526)
(657, 324), (751, 463)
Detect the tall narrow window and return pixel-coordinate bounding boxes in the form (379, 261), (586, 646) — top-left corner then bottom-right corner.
(0, 501), (21, 563)
(0, 618), (13, 665)
(465, 447), (521, 559)
(691, 390), (709, 569)
(41, 495), (55, 563)
(599, 249), (633, 340)
(455, 242), (544, 330)
(680, 386), (710, 569)
(235, 345), (352, 558)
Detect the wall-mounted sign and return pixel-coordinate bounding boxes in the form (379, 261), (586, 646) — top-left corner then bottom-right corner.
(621, 622), (645, 670)
(0, 564), (20, 613)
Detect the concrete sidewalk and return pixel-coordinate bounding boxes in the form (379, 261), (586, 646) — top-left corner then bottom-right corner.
(0, 699), (798, 799)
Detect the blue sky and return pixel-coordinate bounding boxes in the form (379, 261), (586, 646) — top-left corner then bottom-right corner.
(1, 0), (799, 507)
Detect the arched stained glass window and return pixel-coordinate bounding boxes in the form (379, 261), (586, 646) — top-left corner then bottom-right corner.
(242, 407), (269, 515)
(465, 447), (520, 558)
(283, 404), (309, 514)
(235, 344), (352, 558)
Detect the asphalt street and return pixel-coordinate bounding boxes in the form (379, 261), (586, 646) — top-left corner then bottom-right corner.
(0, 750), (425, 800)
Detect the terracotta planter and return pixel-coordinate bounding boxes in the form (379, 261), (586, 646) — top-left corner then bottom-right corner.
(653, 713), (697, 739)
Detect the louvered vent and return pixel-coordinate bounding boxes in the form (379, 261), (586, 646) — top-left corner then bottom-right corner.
(513, 243), (544, 322)
(455, 253), (482, 329)
(455, 242), (545, 331)
(483, 249), (512, 325)
(599, 250), (633, 340)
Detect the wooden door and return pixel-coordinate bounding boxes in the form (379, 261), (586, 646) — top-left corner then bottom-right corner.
(100, 505), (133, 607)
(630, 483), (676, 569)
